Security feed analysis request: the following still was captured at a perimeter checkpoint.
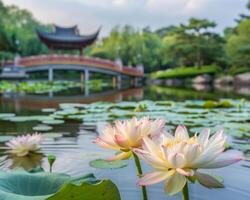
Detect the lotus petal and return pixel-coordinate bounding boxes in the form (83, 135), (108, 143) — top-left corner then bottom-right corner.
(138, 170), (175, 186)
(201, 150), (243, 169)
(195, 171), (224, 188)
(164, 172), (187, 196)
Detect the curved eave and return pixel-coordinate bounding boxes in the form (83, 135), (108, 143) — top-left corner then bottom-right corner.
(36, 28), (100, 49)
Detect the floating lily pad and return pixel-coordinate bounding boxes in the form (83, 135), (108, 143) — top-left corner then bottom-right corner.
(155, 101), (174, 106)
(147, 105), (169, 112)
(42, 119), (64, 125)
(41, 108), (56, 113)
(33, 125), (52, 132)
(43, 133), (63, 139)
(0, 136), (14, 142)
(67, 114), (85, 121)
(54, 109), (79, 116)
(59, 103), (86, 109)
(223, 123), (250, 132)
(0, 113), (16, 119)
(111, 102), (137, 110)
(8, 116), (33, 122)
(109, 109), (135, 119)
(8, 116), (54, 123)
(89, 159), (128, 169)
(175, 108), (208, 114)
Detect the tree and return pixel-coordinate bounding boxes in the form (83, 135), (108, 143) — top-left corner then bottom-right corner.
(0, 1), (9, 51)
(140, 30), (162, 72)
(0, 0), (49, 60)
(160, 18), (224, 68)
(155, 26), (177, 38)
(226, 19), (250, 68)
(89, 25), (162, 73)
(181, 18), (217, 67)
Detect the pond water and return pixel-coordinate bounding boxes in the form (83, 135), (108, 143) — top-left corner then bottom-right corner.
(0, 84), (250, 200)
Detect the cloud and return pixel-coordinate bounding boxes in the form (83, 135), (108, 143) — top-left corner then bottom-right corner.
(2, 0), (248, 36)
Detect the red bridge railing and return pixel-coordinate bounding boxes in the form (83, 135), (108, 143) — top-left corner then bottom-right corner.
(5, 55), (144, 77)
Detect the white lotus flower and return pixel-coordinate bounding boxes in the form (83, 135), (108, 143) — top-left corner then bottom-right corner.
(6, 133), (43, 157)
(93, 117), (165, 161)
(135, 125), (243, 195)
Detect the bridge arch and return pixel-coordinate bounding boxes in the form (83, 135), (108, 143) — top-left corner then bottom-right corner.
(5, 54), (144, 87)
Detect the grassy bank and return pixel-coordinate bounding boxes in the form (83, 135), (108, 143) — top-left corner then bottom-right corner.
(228, 66), (250, 75)
(151, 65), (221, 79)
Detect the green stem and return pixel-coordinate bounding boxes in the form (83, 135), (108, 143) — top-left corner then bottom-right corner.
(132, 152), (148, 200)
(49, 165), (52, 173)
(182, 183), (189, 200)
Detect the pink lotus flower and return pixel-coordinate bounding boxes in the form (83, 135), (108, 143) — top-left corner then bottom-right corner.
(6, 133), (43, 157)
(135, 125), (243, 196)
(93, 117), (165, 161)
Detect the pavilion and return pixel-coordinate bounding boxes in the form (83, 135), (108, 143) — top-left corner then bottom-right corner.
(1, 25), (143, 85)
(36, 25), (100, 55)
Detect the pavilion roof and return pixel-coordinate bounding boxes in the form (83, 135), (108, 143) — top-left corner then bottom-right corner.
(36, 25), (100, 50)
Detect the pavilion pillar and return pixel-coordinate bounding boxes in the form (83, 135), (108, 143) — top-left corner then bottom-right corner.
(84, 69), (89, 96)
(48, 67), (54, 82)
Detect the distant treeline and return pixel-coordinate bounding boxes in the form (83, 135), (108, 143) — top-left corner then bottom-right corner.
(0, 0), (249, 73)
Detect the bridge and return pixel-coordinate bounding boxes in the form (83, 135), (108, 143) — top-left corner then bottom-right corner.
(3, 54), (144, 88)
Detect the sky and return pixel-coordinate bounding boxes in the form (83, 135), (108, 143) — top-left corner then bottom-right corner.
(2, 0), (249, 36)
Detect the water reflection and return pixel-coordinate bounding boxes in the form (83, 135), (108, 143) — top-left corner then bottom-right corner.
(145, 85), (250, 101)
(8, 153), (44, 170)
(2, 84), (250, 113)
(0, 87), (144, 112)
(0, 154), (44, 171)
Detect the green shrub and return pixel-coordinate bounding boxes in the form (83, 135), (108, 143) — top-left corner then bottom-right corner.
(151, 65), (221, 79)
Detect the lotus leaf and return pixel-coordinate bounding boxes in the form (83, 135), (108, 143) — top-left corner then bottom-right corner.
(43, 133), (63, 139)
(89, 159), (128, 169)
(42, 108), (56, 113)
(109, 109), (135, 118)
(42, 120), (64, 125)
(0, 169), (121, 200)
(33, 125), (53, 132)
(0, 136), (14, 142)
(7, 116), (54, 123)
(67, 115), (85, 121)
(59, 103), (86, 110)
(111, 102), (137, 110)
(0, 113), (16, 119)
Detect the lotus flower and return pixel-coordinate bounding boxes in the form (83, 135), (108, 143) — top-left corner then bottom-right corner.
(6, 133), (43, 157)
(93, 117), (165, 161)
(135, 125), (243, 196)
